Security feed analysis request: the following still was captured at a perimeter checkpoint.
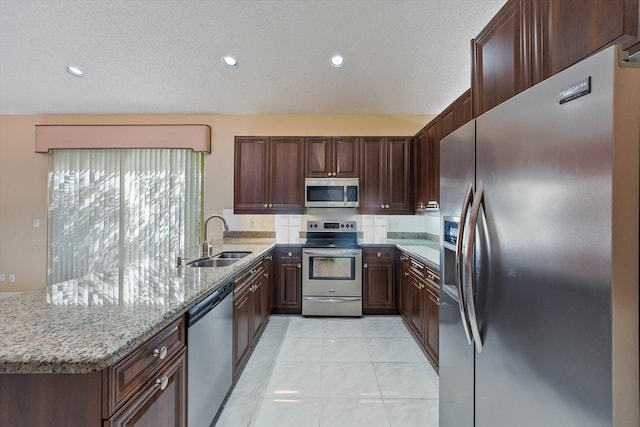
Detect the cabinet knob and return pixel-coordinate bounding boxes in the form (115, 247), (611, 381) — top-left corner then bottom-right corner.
(380, 204), (385, 209)
(155, 376), (169, 391)
(264, 272), (269, 278)
(328, 172), (332, 176)
(332, 172), (337, 176)
(363, 263), (368, 268)
(264, 204), (268, 208)
(404, 272), (409, 277)
(153, 346), (167, 360)
(376, 252), (382, 258)
(269, 203), (273, 208)
(385, 204), (390, 209)
(288, 251), (292, 257)
(297, 263), (301, 269)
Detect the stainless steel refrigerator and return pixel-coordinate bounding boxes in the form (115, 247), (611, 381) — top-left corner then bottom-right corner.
(439, 46), (639, 427)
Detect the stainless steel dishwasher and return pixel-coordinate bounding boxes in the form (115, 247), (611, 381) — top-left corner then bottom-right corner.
(186, 281), (233, 427)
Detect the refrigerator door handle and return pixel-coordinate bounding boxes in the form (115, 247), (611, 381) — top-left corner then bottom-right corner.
(456, 181), (474, 345)
(465, 182), (484, 353)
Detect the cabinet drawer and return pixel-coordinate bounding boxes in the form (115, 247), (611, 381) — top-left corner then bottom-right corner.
(104, 318), (185, 417)
(105, 348), (186, 427)
(364, 247), (394, 263)
(425, 265), (440, 291)
(234, 263), (262, 294)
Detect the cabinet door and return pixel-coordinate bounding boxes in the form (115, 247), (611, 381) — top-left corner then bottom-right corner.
(425, 121), (440, 206)
(233, 283), (253, 375)
(105, 349), (186, 427)
(409, 274), (424, 340)
(472, 0), (532, 116)
(263, 253), (274, 316)
(234, 137), (270, 213)
(305, 137), (332, 178)
(334, 137), (360, 178)
(363, 247), (396, 314)
(397, 252), (411, 318)
(273, 248), (302, 313)
(359, 137), (386, 213)
(532, 0), (640, 83)
(270, 137), (305, 212)
(424, 287), (440, 365)
(386, 137), (412, 214)
(252, 276), (263, 338)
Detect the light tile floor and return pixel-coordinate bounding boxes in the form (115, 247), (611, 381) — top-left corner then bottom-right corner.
(216, 315), (439, 427)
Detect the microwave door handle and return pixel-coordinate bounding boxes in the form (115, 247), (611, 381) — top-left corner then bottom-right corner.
(344, 184), (347, 202)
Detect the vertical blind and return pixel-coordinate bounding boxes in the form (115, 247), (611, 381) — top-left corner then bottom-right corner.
(47, 149), (202, 285)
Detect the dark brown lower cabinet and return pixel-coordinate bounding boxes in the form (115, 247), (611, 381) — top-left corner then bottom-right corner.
(105, 348), (186, 427)
(272, 247), (302, 314)
(397, 252), (411, 317)
(0, 319), (187, 427)
(397, 249), (440, 367)
(363, 247), (397, 314)
(233, 278), (253, 376)
(233, 253), (273, 376)
(424, 286), (440, 363)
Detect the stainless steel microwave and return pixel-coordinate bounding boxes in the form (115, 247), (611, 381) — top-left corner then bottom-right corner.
(305, 178), (359, 208)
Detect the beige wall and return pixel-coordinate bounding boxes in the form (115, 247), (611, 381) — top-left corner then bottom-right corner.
(0, 113), (433, 292)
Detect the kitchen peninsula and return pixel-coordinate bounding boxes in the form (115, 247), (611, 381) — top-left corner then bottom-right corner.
(0, 236), (439, 427)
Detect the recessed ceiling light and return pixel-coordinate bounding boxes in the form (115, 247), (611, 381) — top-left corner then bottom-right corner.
(65, 66), (84, 77)
(222, 56), (238, 68)
(330, 55), (345, 68)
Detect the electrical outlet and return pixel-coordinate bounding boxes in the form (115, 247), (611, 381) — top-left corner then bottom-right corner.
(0, 274), (5, 282)
(33, 218), (40, 228)
(249, 220), (256, 229)
(259, 219), (266, 229)
(9, 274), (15, 283)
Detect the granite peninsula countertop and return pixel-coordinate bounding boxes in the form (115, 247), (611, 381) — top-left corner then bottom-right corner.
(0, 237), (439, 375)
(0, 239), (275, 374)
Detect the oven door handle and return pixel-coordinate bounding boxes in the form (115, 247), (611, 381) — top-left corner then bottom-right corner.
(303, 249), (361, 256)
(303, 297), (362, 303)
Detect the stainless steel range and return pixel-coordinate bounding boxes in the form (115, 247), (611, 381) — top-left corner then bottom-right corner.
(302, 220), (362, 317)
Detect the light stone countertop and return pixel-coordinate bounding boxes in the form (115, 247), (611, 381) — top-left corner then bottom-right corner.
(0, 237), (439, 375)
(0, 239), (275, 374)
(363, 238), (440, 269)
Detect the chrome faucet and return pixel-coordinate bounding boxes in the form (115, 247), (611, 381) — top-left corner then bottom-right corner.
(202, 214), (230, 257)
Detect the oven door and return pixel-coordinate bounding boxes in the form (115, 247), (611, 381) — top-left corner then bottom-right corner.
(302, 248), (362, 296)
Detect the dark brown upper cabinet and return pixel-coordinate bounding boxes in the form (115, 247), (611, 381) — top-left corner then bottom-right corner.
(234, 136), (304, 214)
(531, 0), (640, 84)
(472, 0), (639, 115)
(359, 136), (412, 215)
(472, 0), (532, 116)
(305, 137), (360, 178)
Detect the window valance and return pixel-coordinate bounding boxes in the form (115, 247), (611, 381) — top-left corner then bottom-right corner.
(35, 124), (211, 153)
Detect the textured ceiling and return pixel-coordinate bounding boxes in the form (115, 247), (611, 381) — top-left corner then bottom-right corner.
(0, 0), (507, 115)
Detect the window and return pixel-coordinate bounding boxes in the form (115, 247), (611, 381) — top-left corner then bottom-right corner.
(47, 149), (202, 286)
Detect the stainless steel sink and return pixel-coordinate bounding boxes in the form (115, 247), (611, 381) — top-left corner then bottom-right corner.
(212, 251), (251, 259)
(186, 258), (239, 268)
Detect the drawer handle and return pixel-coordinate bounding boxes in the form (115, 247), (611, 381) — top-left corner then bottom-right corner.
(288, 252), (292, 257)
(155, 375), (169, 391)
(363, 263), (368, 268)
(404, 272), (409, 277)
(153, 346), (167, 360)
(376, 252), (382, 258)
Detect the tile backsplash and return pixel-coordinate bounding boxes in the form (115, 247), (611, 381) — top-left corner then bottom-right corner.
(221, 208), (441, 243)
